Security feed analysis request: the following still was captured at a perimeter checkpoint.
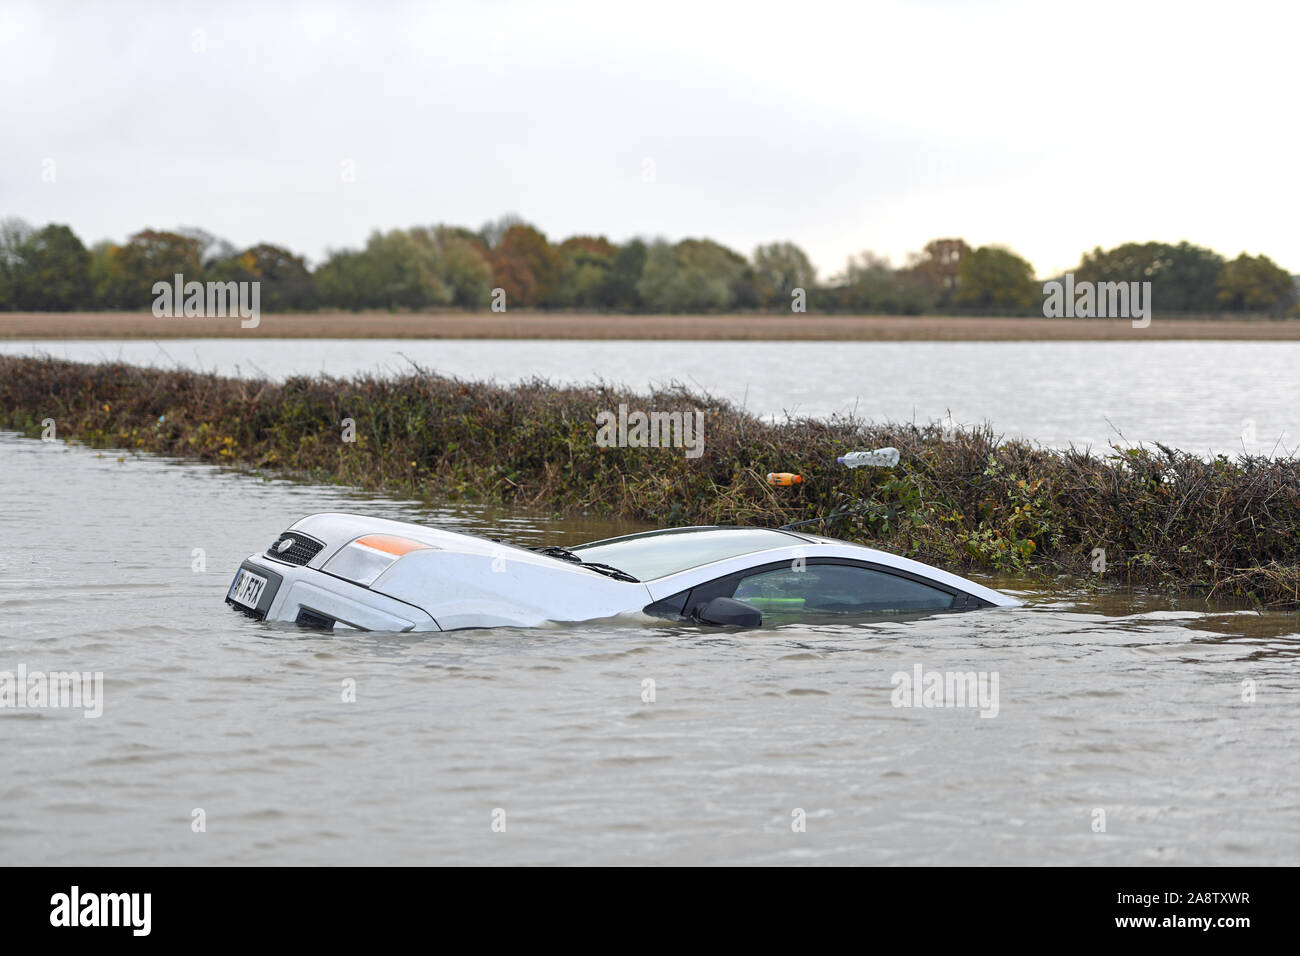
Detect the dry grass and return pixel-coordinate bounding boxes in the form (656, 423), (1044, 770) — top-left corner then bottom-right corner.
(4, 311), (1300, 340)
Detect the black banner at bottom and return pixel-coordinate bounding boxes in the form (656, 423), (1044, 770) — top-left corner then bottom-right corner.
(0, 866), (1282, 943)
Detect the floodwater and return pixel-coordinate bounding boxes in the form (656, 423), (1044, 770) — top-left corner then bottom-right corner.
(3, 430), (1298, 865)
(3, 338), (1299, 456)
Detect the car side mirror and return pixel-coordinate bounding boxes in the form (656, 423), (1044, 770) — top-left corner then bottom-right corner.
(694, 596), (763, 628)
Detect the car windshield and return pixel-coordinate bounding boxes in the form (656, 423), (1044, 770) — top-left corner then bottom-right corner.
(570, 527), (802, 581)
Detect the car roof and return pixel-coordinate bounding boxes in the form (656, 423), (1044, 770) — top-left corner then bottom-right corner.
(570, 526), (819, 582)
(574, 525), (816, 549)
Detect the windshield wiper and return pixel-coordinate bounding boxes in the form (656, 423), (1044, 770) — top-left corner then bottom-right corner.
(575, 562), (639, 583)
(528, 545), (639, 582)
(528, 545), (583, 564)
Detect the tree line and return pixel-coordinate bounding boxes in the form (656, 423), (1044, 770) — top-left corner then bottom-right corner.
(0, 215), (1295, 315)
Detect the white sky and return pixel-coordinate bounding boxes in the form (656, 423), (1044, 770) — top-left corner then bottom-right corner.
(2, 0), (1297, 279)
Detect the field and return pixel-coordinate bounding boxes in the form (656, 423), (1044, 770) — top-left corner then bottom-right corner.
(4, 311), (1300, 340)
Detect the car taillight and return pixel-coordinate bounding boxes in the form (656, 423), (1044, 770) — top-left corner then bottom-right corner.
(323, 534), (434, 586)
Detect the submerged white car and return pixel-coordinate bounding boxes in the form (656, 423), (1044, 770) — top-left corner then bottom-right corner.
(226, 513), (1020, 632)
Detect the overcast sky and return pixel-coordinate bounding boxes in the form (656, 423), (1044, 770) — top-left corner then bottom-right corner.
(2, 0), (1296, 278)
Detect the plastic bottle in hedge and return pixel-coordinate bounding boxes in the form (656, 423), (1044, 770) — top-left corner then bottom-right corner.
(836, 447), (900, 468)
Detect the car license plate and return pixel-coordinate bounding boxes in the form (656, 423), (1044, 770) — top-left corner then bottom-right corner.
(228, 569), (269, 610)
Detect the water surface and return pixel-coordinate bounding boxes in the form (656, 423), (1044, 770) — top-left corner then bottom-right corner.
(4, 338), (1298, 456)
(3, 431), (1297, 865)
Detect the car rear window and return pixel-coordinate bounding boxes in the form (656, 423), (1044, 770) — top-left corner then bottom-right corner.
(572, 527), (801, 581)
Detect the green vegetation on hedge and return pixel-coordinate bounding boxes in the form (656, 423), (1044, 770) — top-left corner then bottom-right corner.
(4, 354), (1300, 604)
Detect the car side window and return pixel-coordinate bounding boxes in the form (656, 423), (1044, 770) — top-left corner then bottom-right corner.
(731, 563), (955, 617)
